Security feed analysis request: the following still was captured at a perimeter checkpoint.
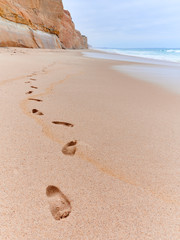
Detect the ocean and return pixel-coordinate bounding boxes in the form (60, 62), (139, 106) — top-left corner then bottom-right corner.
(96, 48), (180, 64)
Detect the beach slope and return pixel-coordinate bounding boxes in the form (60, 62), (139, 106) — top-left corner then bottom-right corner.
(0, 48), (179, 239)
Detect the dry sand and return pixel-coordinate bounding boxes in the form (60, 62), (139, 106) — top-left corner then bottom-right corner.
(0, 48), (179, 239)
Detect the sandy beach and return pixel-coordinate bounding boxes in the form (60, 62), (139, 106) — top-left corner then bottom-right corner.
(0, 48), (179, 239)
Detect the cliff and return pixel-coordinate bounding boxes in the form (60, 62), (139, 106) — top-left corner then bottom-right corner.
(0, 0), (88, 49)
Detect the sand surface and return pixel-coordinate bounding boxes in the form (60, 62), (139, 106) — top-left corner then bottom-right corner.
(0, 48), (179, 239)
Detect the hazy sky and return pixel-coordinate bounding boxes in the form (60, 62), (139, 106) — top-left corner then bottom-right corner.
(63, 0), (180, 48)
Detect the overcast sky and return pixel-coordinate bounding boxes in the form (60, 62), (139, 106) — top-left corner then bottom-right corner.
(63, 0), (180, 48)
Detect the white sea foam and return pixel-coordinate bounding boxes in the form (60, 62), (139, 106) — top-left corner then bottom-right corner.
(166, 49), (180, 53)
(95, 48), (180, 64)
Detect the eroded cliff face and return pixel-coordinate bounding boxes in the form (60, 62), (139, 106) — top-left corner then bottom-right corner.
(0, 0), (88, 49)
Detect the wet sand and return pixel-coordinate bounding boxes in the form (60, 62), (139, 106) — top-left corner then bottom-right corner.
(0, 48), (179, 239)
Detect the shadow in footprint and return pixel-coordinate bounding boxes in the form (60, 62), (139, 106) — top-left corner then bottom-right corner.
(28, 98), (42, 102)
(30, 78), (36, 81)
(32, 109), (44, 115)
(26, 91), (33, 94)
(52, 121), (74, 127)
(62, 141), (77, 156)
(31, 86), (38, 89)
(46, 185), (71, 220)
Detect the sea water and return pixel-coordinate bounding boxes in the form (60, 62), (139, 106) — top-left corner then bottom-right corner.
(96, 48), (180, 64)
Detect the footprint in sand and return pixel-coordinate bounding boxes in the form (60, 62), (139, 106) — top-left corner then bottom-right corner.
(25, 81), (30, 84)
(46, 185), (71, 220)
(32, 109), (44, 115)
(30, 78), (36, 81)
(62, 141), (77, 156)
(28, 98), (42, 102)
(52, 121), (74, 127)
(26, 91), (33, 94)
(31, 86), (38, 89)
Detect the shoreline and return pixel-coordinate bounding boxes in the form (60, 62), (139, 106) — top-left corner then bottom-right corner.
(84, 49), (180, 95)
(88, 47), (180, 66)
(0, 48), (179, 239)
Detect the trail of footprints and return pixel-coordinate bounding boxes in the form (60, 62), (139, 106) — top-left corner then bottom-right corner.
(52, 121), (74, 127)
(62, 141), (77, 156)
(31, 86), (38, 89)
(28, 98), (42, 102)
(26, 90), (33, 94)
(46, 186), (71, 220)
(32, 109), (44, 115)
(24, 71), (78, 220)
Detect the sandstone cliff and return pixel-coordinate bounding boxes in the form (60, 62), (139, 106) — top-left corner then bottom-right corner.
(0, 0), (88, 49)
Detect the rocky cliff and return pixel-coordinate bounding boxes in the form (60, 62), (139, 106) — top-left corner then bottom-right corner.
(0, 0), (88, 49)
